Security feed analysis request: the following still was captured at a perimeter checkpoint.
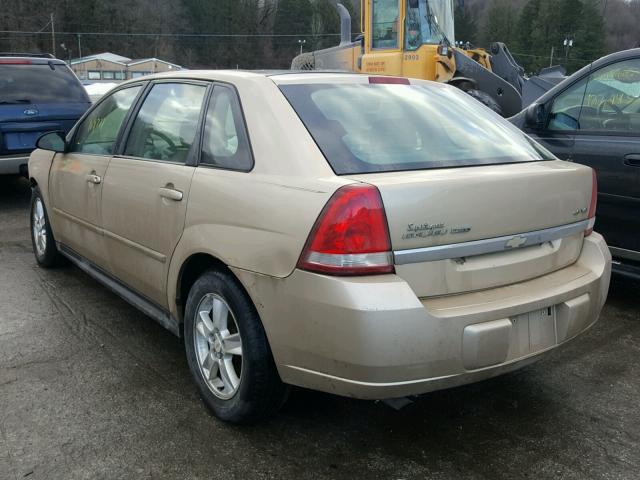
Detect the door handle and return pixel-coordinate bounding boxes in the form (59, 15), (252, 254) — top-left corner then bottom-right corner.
(86, 173), (102, 184)
(624, 154), (640, 167)
(159, 187), (183, 201)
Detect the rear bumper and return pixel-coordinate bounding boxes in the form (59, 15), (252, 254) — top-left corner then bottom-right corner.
(0, 155), (29, 175)
(233, 233), (611, 400)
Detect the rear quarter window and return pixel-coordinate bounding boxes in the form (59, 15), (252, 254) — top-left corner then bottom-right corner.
(280, 82), (554, 174)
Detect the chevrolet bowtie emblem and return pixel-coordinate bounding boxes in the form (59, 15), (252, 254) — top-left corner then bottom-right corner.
(505, 236), (527, 249)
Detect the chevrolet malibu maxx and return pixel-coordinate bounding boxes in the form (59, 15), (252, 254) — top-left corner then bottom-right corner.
(28, 71), (611, 423)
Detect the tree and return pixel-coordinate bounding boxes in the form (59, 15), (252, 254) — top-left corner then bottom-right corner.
(273, 0), (313, 65)
(483, 0), (517, 46)
(513, 0), (542, 72)
(0, 0), (616, 71)
(572, 0), (606, 72)
(454, 2), (478, 45)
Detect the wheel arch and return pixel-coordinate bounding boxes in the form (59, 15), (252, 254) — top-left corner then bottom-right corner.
(173, 252), (260, 336)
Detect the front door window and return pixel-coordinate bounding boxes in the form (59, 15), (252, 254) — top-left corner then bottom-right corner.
(549, 58), (640, 134)
(70, 86), (142, 155)
(579, 58), (640, 134)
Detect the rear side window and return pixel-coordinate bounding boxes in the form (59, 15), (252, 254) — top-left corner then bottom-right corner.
(124, 83), (207, 163)
(200, 86), (253, 171)
(280, 83), (554, 174)
(0, 63), (89, 104)
(70, 86), (142, 155)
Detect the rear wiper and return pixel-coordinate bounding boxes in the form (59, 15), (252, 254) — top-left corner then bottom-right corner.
(0, 99), (31, 104)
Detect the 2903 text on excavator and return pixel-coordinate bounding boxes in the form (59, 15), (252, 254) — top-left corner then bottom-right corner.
(292, 0), (565, 117)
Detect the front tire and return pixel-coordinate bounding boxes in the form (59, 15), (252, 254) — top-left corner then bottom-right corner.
(184, 269), (288, 424)
(30, 187), (64, 268)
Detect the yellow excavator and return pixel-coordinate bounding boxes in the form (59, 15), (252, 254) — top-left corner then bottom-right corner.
(291, 0), (564, 117)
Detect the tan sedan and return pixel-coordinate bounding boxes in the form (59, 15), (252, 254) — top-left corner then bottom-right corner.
(28, 71), (611, 423)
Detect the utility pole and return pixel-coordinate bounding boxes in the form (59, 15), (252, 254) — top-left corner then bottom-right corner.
(77, 34), (82, 60)
(564, 36), (574, 67)
(51, 13), (56, 57)
(549, 46), (554, 67)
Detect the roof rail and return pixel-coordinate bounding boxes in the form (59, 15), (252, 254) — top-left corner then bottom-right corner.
(0, 52), (56, 59)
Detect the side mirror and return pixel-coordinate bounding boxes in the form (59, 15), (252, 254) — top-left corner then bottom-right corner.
(524, 103), (545, 131)
(36, 131), (67, 153)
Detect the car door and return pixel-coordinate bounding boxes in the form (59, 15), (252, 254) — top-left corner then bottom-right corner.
(101, 81), (208, 307)
(570, 57), (640, 254)
(48, 84), (143, 267)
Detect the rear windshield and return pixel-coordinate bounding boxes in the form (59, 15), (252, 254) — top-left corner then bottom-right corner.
(0, 63), (89, 104)
(280, 82), (554, 174)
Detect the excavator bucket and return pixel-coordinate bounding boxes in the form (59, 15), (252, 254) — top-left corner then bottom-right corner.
(522, 66), (567, 108)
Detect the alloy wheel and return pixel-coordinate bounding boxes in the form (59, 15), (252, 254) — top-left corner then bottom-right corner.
(32, 197), (47, 257)
(193, 293), (243, 399)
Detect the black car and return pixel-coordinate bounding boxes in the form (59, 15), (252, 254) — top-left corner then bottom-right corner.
(512, 48), (640, 280)
(0, 53), (90, 176)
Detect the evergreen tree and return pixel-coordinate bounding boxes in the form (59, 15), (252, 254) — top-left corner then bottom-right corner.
(454, 2), (478, 45)
(513, 0), (541, 72)
(529, 0), (563, 72)
(274, 0), (314, 63)
(483, 0), (517, 46)
(572, 0), (606, 72)
(556, 0), (584, 72)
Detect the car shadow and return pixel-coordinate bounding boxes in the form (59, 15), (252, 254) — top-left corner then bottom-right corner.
(0, 174), (30, 208)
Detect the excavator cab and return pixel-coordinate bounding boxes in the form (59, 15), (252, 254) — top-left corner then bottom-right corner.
(360, 0), (461, 81)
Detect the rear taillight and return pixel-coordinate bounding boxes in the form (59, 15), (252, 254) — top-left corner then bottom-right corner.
(369, 76), (410, 85)
(585, 169), (598, 236)
(298, 184), (394, 276)
(0, 59), (32, 64)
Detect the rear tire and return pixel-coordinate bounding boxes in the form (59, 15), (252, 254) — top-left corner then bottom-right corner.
(184, 269), (288, 424)
(466, 89), (503, 115)
(30, 187), (65, 268)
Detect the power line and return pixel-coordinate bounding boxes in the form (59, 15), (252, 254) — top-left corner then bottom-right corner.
(511, 50), (593, 64)
(0, 30), (342, 38)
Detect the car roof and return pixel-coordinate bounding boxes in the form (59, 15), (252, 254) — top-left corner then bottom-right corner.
(590, 47), (640, 69)
(0, 54), (67, 66)
(123, 69), (364, 81)
(113, 69), (434, 89)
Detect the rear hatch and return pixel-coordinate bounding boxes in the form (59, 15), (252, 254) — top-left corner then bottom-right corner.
(0, 60), (90, 156)
(346, 161), (593, 297)
(278, 76), (594, 296)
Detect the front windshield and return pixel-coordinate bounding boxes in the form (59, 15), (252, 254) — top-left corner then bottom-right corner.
(405, 0), (455, 51)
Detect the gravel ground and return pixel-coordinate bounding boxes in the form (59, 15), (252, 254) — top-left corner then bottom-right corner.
(0, 175), (638, 480)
